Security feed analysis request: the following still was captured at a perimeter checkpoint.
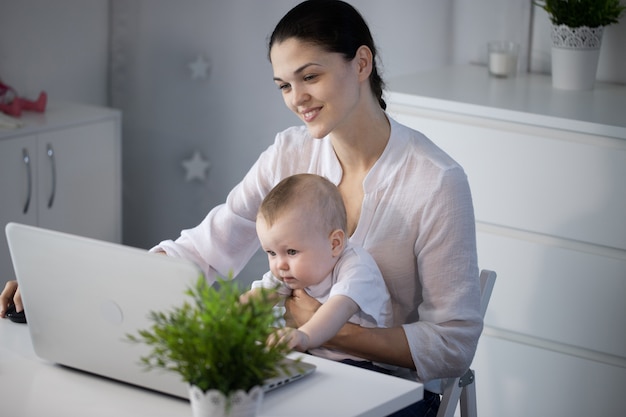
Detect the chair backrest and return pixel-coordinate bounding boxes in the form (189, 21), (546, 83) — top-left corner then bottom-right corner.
(478, 269), (496, 318)
(435, 269), (497, 417)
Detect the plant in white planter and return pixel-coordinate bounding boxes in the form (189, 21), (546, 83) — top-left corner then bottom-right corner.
(534, 0), (625, 90)
(126, 276), (293, 417)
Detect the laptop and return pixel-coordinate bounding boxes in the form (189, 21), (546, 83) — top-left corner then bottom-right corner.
(4, 222), (315, 399)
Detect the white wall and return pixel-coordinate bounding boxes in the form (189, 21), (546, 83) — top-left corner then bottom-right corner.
(1, 0), (625, 265)
(0, 0), (109, 104)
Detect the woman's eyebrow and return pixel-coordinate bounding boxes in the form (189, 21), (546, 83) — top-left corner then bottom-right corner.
(273, 62), (322, 82)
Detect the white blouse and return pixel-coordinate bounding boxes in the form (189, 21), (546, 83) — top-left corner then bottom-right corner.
(153, 116), (483, 383)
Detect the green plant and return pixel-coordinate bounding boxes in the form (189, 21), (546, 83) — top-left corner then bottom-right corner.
(126, 275), (292, 396)
(535, 0), (626, 27)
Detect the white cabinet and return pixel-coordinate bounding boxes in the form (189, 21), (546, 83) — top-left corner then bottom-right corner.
(387, 66), (626, 417)
(1, 102), (121, 287)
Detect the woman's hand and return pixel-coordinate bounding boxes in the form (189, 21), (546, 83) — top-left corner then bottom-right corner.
(283, 289), (321, 328)
(0, 280), (21, 318)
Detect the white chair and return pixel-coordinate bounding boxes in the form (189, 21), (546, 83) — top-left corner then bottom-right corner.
(436, 269), (497, 417)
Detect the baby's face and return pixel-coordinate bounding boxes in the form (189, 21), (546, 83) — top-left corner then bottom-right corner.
(256, 210), (339, 289)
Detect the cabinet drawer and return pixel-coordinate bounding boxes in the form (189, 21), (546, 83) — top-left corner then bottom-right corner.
(471, 335), (626, 417)
(477, 230), (626, 358)
(389, 106), (626, 250)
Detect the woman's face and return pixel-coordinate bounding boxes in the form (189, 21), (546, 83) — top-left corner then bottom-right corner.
(270, 38), (363, 139)
(256, 208), (342, 290)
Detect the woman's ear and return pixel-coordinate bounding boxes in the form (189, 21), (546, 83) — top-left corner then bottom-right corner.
(355, 45), (373, 82)
(329, 229), (346, 256)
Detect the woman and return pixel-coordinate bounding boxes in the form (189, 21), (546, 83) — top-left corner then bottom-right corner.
(2, 1), (481, 415)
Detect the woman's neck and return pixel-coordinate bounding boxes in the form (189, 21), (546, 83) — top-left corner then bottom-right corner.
(331, 106), (390, 175)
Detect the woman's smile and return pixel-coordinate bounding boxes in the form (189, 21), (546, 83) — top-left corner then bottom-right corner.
(301, 107), (321, 123)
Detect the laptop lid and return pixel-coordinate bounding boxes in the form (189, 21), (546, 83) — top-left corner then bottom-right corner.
(5, 223), (314, 399)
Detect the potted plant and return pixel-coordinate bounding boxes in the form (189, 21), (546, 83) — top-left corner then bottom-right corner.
(126, 276), (292, 417)
(534, 0), (626, 90)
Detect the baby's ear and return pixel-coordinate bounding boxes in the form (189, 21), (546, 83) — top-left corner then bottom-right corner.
(329, 229), (345, 256)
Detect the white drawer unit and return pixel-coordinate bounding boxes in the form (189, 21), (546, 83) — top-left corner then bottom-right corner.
(387, 65), (626, 417)
(0, 102), (122, 288)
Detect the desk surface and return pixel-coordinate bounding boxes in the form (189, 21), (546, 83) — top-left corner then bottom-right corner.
(0, 319), (422, 417)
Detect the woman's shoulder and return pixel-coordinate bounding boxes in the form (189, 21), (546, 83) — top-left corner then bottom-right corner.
(266, 125), (332, 154)
(274, 125), (313, 144)
(389, 116), (463, 172)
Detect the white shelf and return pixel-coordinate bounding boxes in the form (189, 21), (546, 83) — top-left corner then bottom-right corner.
(0, 101), (121, 137)
(387, 65), (626, 140)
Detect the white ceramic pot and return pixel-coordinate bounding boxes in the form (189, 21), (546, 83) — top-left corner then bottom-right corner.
(189, 385), (264, 417)
(550, 24), (604, 90)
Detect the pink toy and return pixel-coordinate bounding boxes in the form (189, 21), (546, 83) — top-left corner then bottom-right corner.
(0, 80), (47, 117)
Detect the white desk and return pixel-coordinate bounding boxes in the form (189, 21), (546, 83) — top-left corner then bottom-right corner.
(0, 319), (422, 417)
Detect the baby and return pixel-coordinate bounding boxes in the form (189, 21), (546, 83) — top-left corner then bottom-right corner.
(242, 173), (393, 364)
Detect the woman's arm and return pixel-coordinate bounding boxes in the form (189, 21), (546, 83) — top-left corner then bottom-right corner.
(284, 289), (414, 368)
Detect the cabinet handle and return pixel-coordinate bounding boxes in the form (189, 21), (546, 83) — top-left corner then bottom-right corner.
(46, 143), (56, 208)
(22, 148), (32, 214)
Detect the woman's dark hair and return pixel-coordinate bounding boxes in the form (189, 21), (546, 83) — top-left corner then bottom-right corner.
(268, 0), (386, 110)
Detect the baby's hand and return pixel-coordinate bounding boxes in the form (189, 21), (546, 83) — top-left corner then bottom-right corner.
(238, 291), (252, 304)
(267, 327), (310, 351)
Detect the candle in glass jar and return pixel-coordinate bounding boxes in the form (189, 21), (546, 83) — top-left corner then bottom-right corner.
(487, 41), (519, 78)
(489, 52), (515, 76)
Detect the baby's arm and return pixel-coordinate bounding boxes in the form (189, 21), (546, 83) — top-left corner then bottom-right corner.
(282, 295), (358, 351)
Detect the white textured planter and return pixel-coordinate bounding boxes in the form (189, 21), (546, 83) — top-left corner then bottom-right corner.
(550, 24), (604, 90)
(189, 385), (264, 417)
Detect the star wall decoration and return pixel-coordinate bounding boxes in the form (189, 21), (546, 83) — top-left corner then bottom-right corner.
(182, 151), (211, 182)
(189, 55), (210, 80)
